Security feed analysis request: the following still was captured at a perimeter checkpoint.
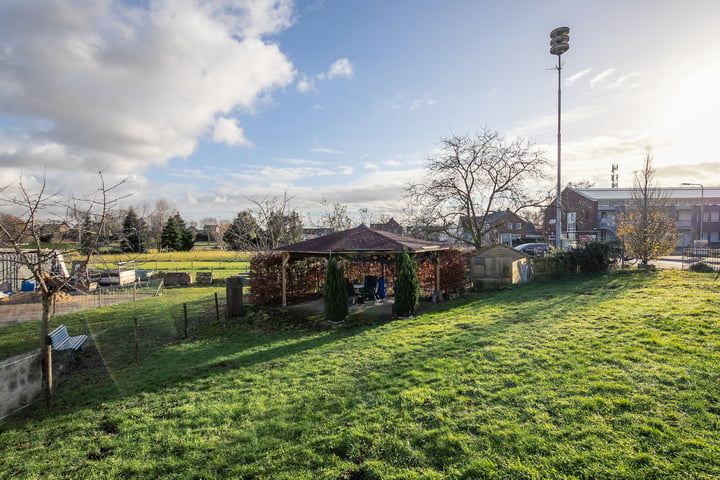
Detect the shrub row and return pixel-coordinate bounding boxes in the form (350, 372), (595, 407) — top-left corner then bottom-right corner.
(533, 241), (622, 280)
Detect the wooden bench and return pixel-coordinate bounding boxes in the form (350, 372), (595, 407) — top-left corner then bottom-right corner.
(48, 325), (88, 352)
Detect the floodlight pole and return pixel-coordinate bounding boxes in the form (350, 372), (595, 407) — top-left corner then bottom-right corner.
(550, 27), (570, 249)
(555, 54), (563, 249)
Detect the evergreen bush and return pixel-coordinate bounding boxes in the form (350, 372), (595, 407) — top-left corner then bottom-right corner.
(394, 248), (419, 317)
(323, 257), (348, 322)
(689, 262), (715, 273)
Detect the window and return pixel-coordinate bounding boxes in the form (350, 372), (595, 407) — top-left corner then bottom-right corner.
(516, 222), (522, 230)
(567, 212), (577, 241)
(507, 223), (513, 230)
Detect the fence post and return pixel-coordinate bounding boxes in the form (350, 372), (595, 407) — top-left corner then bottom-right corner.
(183, 303), (188, 338)
(45, 341), (53, 409)
(215, 292), (221, 324)
(134, 318), (139, 363)
(133, 282), (137, 301)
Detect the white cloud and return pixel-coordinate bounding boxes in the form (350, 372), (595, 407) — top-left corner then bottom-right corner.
(298, 57), (354, 94)
(0, 0), (294, 173)
(310, 147), (345, 155)
(212, 117), (252, 146)
(590, 68), (617, 88)
(565, 67), (593, 86)
(379, 92), (438, 112)
(296, 75), (314, 93)
(327, 58), (353, 79)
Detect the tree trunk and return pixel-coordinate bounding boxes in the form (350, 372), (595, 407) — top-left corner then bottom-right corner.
(41, 292), (54, 409)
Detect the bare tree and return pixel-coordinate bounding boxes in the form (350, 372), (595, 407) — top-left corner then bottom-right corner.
(404, 129), (550, 250)
(567, 180), (596, 189)
(0, 170), (125, 408)
(216, 219), (230, 249)
(320, 198), (353, 232)
(616, 149), (677, 266)
(358, 207), (371, 226)
(143, 198), (174, 251)
(252, 192), (303, 249)
(224, 193), (303, 251)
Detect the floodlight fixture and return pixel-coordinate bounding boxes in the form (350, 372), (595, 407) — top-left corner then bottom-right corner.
(550, 26), (570, 249)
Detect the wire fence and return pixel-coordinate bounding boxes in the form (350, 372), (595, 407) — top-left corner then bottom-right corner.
(88, 288), (251, 368)
(51, 279), (165, 317)
(682, 247), (720, 272)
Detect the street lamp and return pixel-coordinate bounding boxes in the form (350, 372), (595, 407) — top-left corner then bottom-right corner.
(682, 182), (704, 241)
(550, 26), (570, 249)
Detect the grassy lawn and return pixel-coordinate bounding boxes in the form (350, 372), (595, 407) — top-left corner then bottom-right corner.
(1, 270), (719, 479)
(73, 250), (252, 281)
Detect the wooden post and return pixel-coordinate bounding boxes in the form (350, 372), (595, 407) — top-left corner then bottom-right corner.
(45, 341), (53, 409)
(435, 254), (441, 299)
(281, 252), (290, 307)
(134, 318), (139, 363)
(133, 282), (137, 301)
(183, 303), (188, 338)
(215, 292), (221, 325)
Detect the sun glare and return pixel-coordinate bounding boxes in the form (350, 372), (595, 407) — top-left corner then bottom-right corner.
(658, 62), (720, 167)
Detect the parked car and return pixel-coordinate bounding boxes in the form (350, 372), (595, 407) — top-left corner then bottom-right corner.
(514, 242), (550, 257)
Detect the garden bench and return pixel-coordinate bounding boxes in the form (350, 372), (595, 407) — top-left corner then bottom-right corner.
(48, 325), (88, 352)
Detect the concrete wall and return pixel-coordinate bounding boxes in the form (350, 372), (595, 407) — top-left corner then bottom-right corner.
(0, 349), (43, 421)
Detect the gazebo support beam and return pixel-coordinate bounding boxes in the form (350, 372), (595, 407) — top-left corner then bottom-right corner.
(435, 256), (441, 298)
(281, 251), (290, 307)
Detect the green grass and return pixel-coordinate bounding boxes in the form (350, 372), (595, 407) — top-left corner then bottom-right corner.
(67, 250), (252, 280)
(1, 270), (719, 479)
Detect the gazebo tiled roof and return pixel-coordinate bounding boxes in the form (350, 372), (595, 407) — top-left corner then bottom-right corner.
(274, 224), (447, 256)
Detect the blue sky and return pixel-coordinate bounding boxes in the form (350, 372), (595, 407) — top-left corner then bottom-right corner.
(1, 0), (719, 224)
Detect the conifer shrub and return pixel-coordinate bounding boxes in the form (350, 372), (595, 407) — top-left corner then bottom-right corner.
(323, 257), (348, 323)
(394, 248), (419, 317)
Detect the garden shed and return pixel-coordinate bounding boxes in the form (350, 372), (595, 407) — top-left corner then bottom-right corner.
(470, 244), (531, 290)
(273, 225), (450, 306)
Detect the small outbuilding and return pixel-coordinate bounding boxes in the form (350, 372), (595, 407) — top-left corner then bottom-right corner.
(470, 244), (531, 290)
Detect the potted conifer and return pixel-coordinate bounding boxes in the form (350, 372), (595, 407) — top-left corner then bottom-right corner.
(393, 247), (419, 318)
(323, 257), (348, 324)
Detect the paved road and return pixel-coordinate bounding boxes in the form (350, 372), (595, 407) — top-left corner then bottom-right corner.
(651, 255), (684, 270)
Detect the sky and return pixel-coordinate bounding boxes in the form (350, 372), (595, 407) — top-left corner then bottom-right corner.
(1, 0), (719, 225)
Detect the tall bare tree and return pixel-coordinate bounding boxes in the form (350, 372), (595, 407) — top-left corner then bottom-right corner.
(223, 193), (303, 251)
(0, 170), (125, 408)
(320, 198), (353, 232)
(404, 129), (550, 249)
(616, 149), (677, 266)
(144, 198), (174, 251)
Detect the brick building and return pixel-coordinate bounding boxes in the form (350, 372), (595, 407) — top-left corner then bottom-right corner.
(544, 187), (720, 248)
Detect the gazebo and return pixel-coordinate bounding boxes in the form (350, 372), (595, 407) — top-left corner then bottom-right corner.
(273, 225), (449, 306)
